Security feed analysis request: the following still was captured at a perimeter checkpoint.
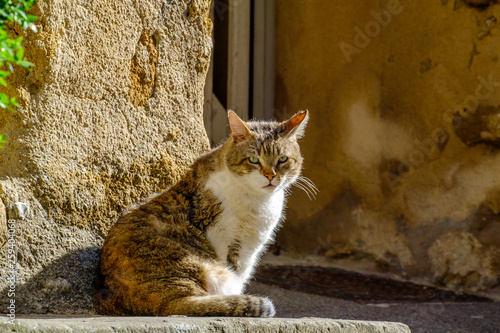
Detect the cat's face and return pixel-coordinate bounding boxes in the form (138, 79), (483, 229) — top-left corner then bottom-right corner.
(225, 111), (308, 194)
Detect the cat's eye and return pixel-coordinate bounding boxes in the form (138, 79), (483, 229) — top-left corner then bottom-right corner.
(278, 156), (288, 163)
(248, 156), (260, 164)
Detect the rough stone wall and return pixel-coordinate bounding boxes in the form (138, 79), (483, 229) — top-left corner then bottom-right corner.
(0, 0), (212, 314)
(275, 0), (500, 292)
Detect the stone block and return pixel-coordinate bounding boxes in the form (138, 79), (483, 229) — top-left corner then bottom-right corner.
(0, 317), (412, 333)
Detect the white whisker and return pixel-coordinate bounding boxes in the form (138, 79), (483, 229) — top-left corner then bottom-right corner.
(297, 176), (319, 194)
(299, 177), (318, 191)
(293, 182), (316, 200)
(296, 184), (315, 200)
(291, 176), (318, 200)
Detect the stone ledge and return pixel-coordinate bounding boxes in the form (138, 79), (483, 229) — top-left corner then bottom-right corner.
(1, 316), (411, 333)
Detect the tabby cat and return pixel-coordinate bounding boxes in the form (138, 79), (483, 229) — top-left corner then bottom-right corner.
(94, 110), (313, 317)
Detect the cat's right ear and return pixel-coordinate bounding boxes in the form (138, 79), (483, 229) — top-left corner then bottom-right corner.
(228, 111), (251, 143)
(283, 110), (309, 140)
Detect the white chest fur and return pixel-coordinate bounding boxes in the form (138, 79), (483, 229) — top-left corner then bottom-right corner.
(204, 170), (285, 290)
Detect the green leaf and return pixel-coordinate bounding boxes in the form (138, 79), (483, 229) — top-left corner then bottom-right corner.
(16, 59), (34, 68)
(18, 11), (28, 20)
(0, 0), (39, 120)
(0, 93), (11, 105)
(10, 96), (18, 106)
(16, 47), (24, 60)
(0, 134), (6, 149)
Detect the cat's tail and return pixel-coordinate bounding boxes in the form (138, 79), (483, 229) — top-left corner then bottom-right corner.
(166, 294), (275, 317)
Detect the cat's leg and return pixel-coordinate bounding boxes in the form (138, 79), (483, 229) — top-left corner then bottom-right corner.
(96, 222), (275, 317)
(95, 256), (275, 317)
(165, 294), (275, 317)
(153, 261), (275, 317)
(201, 261), (246, 295)
(104, 275), (276, 317)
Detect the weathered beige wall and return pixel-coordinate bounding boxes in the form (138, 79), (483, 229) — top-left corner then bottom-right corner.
(276, 0), (500, 292)
(0, 0), (212, 313)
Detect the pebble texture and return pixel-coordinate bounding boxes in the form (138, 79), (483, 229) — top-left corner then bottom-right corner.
(275, 0), (500, 293)
(0, 0), (212, 314)
(0, 317), (411, 333)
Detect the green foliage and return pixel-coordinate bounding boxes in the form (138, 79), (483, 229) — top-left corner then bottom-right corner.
(0, 0), (37, 30)
(0, 0), (37, 147)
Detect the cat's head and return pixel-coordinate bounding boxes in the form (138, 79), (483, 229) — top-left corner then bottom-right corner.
(224, 111), (308, 195)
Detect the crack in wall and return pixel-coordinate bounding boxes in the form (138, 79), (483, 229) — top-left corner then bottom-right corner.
(129, 33), (158, 107)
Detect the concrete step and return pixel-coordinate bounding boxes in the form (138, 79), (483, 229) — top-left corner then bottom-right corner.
(1, 316), (411, 332)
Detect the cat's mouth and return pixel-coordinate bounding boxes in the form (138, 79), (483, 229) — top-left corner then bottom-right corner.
(264, 184), (276, 189)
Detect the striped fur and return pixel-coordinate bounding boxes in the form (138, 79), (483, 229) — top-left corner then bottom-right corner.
(94, 111), (309, 317)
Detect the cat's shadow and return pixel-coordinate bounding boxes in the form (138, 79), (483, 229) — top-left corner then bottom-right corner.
(1, 246), (100, 315)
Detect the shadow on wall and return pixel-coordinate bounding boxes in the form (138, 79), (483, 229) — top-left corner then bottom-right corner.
(1, 247), (100, 315)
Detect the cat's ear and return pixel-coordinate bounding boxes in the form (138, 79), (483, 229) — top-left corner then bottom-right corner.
(283, 110), (309, 139)
(228, 110), (251, 143)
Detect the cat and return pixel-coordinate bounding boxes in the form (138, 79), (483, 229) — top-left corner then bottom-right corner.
(94, 110), (313, 317)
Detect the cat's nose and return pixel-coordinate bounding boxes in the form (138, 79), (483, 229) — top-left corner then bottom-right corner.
(261, 168), (276, 180)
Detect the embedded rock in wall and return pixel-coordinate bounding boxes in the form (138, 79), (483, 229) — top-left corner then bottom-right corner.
(0, 0), (212, 314)
(0, 201), (6, 245)
(275, 0), (500, 292)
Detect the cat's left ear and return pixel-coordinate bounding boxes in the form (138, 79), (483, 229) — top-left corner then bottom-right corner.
(228, 110), (251, 143)
(283, 110), (309, 139)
